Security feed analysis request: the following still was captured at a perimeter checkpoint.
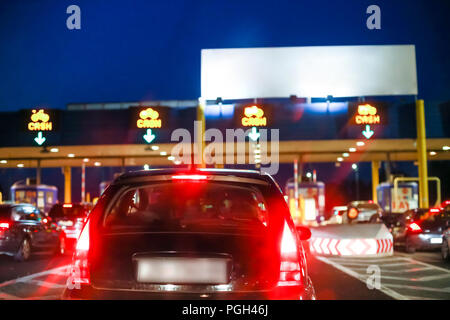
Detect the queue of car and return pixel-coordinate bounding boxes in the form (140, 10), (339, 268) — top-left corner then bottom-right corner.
(0, 202), (91, 261)
(328, 200), (450, 261)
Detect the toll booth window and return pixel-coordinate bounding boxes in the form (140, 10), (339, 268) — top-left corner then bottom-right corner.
(15, 191), (25, 203)
(46, 192), (54, 204)
(104, 183), (269, 230)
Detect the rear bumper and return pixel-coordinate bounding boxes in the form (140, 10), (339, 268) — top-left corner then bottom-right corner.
(62, 282), (315, 300)
(408, 234), (443, 250)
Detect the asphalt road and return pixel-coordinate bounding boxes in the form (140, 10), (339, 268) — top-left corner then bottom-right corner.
(0, 250), (448, 300)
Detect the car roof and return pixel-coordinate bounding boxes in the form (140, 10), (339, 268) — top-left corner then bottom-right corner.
(113, 168), (273, 185)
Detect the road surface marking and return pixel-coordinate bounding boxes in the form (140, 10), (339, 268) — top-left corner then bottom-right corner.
(0, 265), (70, 289)
(316, 256), (408, 300)
(317, 255), (450, 300)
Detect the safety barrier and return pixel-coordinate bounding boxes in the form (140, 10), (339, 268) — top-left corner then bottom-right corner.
(308, 223), (394, 257)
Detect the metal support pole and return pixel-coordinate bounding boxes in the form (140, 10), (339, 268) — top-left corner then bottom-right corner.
(196, 97), (206, 168)
(416, 99), (429, 208)
(63, 166), (71, 203)
(371, 160), (380, 203)
(36, 159), (41, 185)
(385, 152), (392, 183)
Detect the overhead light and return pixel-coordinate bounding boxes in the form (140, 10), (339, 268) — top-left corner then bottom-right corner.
(174, 160), (181, 165)
(94, 162), (101, 167)
(50, 148), (59, 153)
(442, 146), (449, 151)
(83, 158), (89, 163)
(429, 151), (437, 156)
(356, 141), (365, 147)
(143, 164), (150, 170)
(352, 163), (358, 170)
(151, 145), (160, 151)
(0, 160), (7, 164)
(337, 157), (344, 162)
(349, 147), (356, 152)
(17, 163), (24, 168)
(254, 154), (261, 159)
(254, 159), (261, 164)
(160, 151), (167, 156)
(68, 153), (75, 158)
(167, 156), (175, 161)
(306, 172), (312, 178)
(343, 153), (350, 157)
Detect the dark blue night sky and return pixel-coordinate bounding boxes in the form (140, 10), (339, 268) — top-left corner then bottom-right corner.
(1, 0), (450, 110)
(0, 0), (449, 206)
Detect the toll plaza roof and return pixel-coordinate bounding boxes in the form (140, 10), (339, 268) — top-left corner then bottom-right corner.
(0, 98), (449, 168)
(0, 138), (449, 168)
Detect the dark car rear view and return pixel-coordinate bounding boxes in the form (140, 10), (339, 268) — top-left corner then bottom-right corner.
(49, 203), (89, 250)
(64, 169), (315, 300)
(391, 208), (450, 253)
(0, 204), (62, 261)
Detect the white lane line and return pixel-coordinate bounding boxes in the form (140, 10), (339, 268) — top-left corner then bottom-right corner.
(316, 256), (408, 300)
(347, 266), (436, 273)
(0, 265), (70, 289)
(21, 279), (67, 289)
(397, 256), (450, 273)
(384, 283), (450, 294)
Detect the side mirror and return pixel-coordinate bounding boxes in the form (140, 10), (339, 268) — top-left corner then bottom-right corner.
(296, 226), (312, 241)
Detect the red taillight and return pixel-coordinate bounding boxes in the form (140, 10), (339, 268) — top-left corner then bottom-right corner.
(278, 223), (302, 286)
(429, 208), (440, 214)
(408, 222), (422, 233)
(171, 174), (208, 180)
(63, 203), (73, 208)
(70, 219), (90, 286)
(0, 222), (10, 229)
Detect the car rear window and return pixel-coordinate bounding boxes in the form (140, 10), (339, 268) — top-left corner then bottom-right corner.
(356, 203), (379, 210)
(49, 205), (87, 219)
(103, 182), (269, 231)
(0, 206), (12, 220)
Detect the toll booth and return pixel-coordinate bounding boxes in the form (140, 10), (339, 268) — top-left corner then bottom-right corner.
(285, 180), (325, 225)
(377, 182), (418, 213)
(11, 179), (58, 213)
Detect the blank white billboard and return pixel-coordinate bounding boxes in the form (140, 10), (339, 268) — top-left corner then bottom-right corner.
(201, 45), (418, 100)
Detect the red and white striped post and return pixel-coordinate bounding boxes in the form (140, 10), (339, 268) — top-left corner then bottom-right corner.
(294, 158), (299, 211)
(81, 162), (86, 203)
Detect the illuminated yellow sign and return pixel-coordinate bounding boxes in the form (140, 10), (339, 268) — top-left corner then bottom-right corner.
(355, 104), (380, 125)
(136, 108), (162, 129)
(241, 105), (267, 127)
(28, 109), (53, 131)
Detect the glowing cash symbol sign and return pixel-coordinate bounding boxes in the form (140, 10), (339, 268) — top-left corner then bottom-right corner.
(136, 107), (162, 129)
(355, 104), (380, 125)
(241, 105), (267, 127)
(28, 109), (53, 131)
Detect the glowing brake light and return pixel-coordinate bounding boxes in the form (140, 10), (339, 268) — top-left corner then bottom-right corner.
(70, 219), (90, 286)
(281, 222), (298, 256)
(76, 219), (90, 251)
(278, 222), (302, 286)
(172, 174), (208, 180)
(408, 222), (422, 233)
(429, 208), (440, 214)
(0, 222), (10, 229)
(63, 203), (73, 208)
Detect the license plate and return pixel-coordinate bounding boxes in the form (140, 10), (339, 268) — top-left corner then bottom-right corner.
(136, 257), (229, 284)
(430, 238), (442, 244)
